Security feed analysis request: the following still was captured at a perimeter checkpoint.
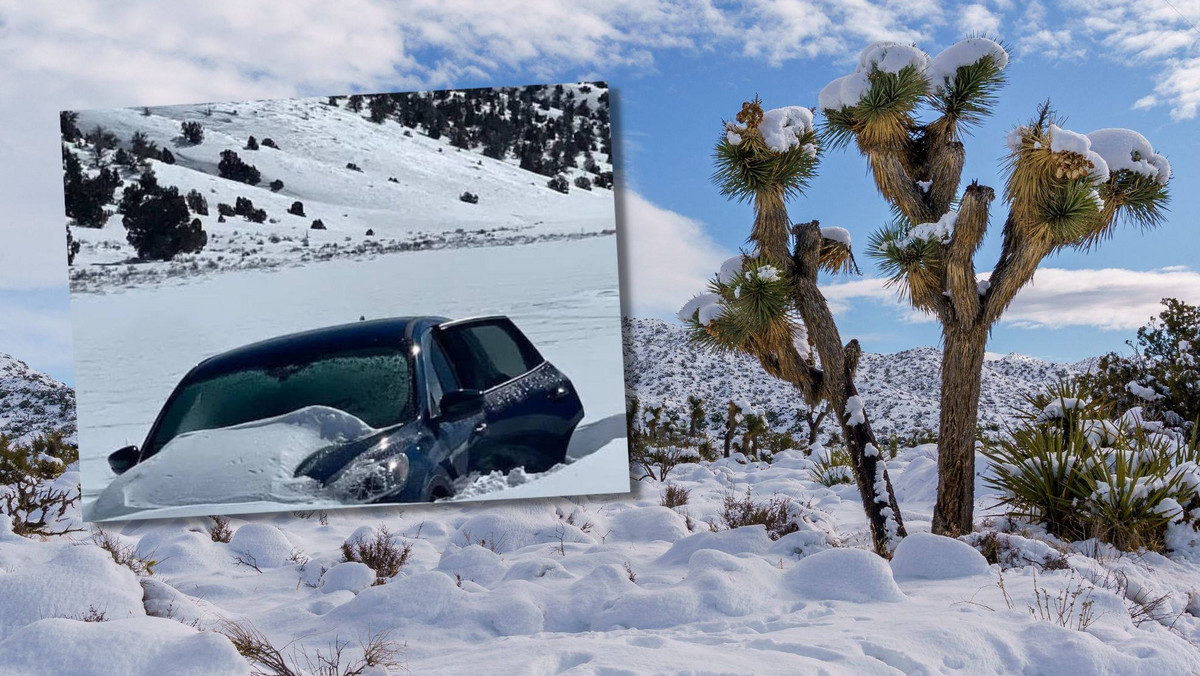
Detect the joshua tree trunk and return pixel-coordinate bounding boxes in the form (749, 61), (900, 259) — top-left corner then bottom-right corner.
(805, 405), (829, 446)
(792, 221), (906, 554)
(931, 323), (988, 536)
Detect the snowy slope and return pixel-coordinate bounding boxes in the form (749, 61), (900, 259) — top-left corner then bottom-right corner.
(624, 317), (1083, 441)
(0, 354), (76, 444)
(67, 85), (614, 292)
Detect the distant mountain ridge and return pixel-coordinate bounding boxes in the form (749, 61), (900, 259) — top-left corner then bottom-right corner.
(0, 354), (76, 444)
(622, 317), (1085, 441)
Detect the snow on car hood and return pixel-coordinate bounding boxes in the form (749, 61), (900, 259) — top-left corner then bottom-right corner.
(88, 406), (377, 521)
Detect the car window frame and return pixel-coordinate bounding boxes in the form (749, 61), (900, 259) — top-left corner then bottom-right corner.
(433, 316), (547, 395)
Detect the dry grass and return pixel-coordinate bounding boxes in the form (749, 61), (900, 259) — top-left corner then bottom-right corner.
(220, 621), (408, 676)
(209, 515), (232, 543)
(660, 484), (691, 509)
(719, 487), (798, 541)
(90, 527), (155, 576)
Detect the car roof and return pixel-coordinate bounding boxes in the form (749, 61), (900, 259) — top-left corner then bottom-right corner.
(187, 316), (449, 380)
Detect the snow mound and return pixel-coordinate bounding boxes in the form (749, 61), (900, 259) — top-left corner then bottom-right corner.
(437, 545), (507, 587)
(1087, 128), (1171, 184)
(608, 506), (689, 543)
(656, 525), (775, 566)
(758, 106), (815, 153)
(784, 548), (904, 603)
(0, 544), (145, 629)
(89, 405), (375, 520)
(717, 255), (747, 284)
(455, 502), (594, 554)
(820, 226), (851, 246)
(678, 292), (721, 325)
(821, 38), (1008, 111)
(926, 38), (1009, 94)
(890, 532), (990, 580)
(321, 561), (376, 594)
(228, 523), (297, 569)
(0, 616), (248, 676)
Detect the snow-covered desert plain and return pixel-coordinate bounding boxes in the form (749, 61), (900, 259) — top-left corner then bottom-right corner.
(63, 85), (629, 519)
(6, 331), (1200, 674)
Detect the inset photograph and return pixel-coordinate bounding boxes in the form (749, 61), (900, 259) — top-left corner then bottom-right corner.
(61, 83), (628, 521)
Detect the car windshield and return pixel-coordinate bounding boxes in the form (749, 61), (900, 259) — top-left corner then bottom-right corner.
(146, 345), (415, 455)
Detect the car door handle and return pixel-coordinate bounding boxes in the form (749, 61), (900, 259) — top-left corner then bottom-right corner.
(548, 386), (569, 401)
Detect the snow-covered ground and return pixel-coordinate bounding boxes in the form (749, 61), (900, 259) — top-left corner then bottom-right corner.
(73, 235), (629, 520)
(8, 437), (1200, 674)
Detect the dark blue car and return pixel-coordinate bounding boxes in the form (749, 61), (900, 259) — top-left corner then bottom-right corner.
(106, 316), (584, 503)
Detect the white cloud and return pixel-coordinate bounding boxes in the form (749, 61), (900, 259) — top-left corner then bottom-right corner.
(958, 3), (1002, 35)
(814, 266), (1200, 332)
(1057, 0), (1200, 119)
(616, 191), (728, 318)
(996, 266), (1200, 330)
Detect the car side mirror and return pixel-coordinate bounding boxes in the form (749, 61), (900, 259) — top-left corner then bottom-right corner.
(440, 389), (484, 419)
(108, 445), (140, 475)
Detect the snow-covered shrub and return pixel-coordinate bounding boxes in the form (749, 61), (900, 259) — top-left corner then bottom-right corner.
(594, 170), (614, 189)
(218, 150), (261, 185)
(286, 201), (304, 217)
(185, 189), (208, 216)
(0, 431), (80, 537)
(260, 137), (277, 149)
(269, 179), (284, 192)
(159, 147), (175, 164)
(984, 379), (1200, 551)
(573, 175), (592, 191)
(65, 224), (78, 265)
(216, 202), (235, 217)
(244, 135), (258, 150)
(718, 487), (800, 540)
(179, 120), (203, 145)
(459, 191), (479, 204)
(1081, 298), (1200, 432)
(547, 175), (570, 194)
(364, 228), (374, 237)
(340, 526), (412, 584)
(310, 219), (326, 230)
(346, 162), (362, 172)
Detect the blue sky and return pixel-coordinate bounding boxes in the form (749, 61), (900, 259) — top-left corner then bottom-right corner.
(0, 0), (1198, 384)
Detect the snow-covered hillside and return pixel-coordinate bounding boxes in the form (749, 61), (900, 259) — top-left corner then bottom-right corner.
(0, 354), (76, 444)
(65, 84), (614, 292)
(624, 317), (1081, 441)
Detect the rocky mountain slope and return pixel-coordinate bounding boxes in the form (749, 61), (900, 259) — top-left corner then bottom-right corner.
(622, 317), (1084, 441)
(0, 354), (76, 444)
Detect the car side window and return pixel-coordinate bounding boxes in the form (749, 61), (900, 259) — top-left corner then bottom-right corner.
(437, 319), (542, 391)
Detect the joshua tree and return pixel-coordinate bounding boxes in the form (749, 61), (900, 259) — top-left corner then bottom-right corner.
(686, 395), (706, 437)
(679, 100), (905, 555)
(817, 39), (1172, 536)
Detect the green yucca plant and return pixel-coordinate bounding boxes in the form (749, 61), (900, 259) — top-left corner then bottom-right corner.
(984, 381), (1200, 551)
(809, 446), (855, 487)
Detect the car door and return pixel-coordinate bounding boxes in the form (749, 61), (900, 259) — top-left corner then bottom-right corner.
(421, 326), (484, 484)
(434, 317), (580, 473)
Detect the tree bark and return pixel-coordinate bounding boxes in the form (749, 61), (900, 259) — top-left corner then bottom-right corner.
(792, 221), (906, 555)
(931, 323), (988, 537)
